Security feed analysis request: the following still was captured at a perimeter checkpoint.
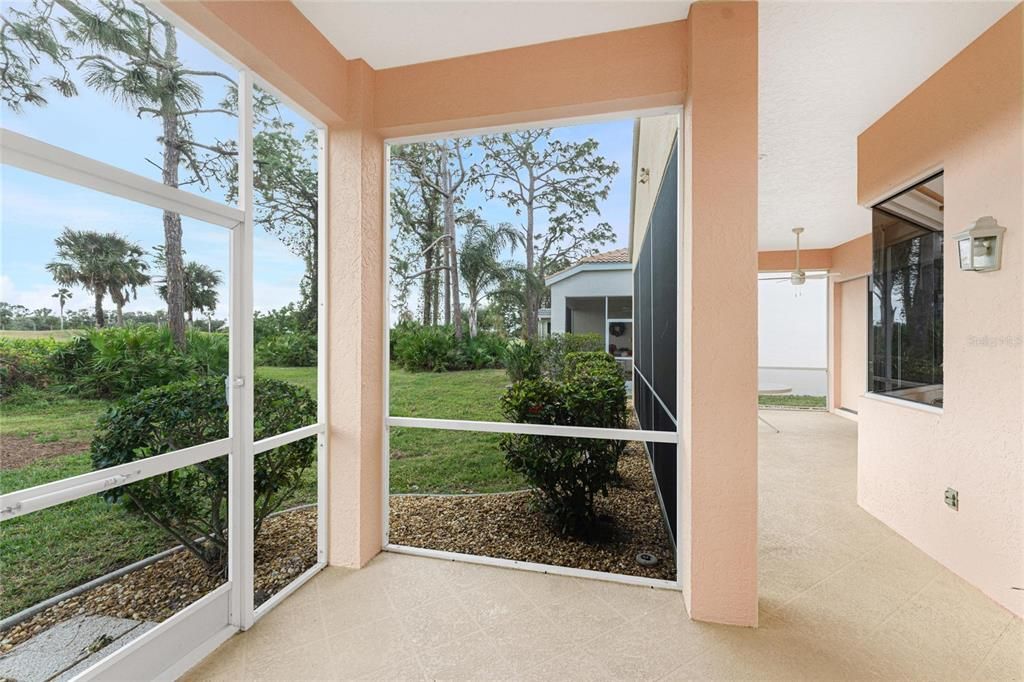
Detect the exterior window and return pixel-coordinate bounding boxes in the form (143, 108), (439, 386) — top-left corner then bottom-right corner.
(869, 173), (944, 407)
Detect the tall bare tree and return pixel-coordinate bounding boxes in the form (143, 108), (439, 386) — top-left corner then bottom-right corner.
(391, 139), (472, 338)
(477, 129), (618, 338)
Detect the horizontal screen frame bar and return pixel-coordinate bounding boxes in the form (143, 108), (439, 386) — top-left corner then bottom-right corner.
(1, 128), (244, 229)
(386, 416), (678, 443)
(0, 437), (231, 520)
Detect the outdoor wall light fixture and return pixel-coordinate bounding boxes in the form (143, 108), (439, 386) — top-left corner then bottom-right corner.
(955, 216), (1006, 272)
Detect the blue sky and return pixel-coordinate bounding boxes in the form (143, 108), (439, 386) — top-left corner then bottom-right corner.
(0, 11), (310, 320)
(0, 3), (634, 323)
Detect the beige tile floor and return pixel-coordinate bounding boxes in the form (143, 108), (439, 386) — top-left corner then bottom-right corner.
(184, 411), (1022, 681)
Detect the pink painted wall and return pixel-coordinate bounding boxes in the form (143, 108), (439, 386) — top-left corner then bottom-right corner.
(857, 5), (1023, 616)
(757, 248), (832, 272)
(372, 21), (687, 138)
(682, 1), (759, 626)
(828, 234), (871, 413)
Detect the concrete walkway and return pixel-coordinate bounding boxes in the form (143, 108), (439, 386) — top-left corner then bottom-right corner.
(0, 615), (155, 682)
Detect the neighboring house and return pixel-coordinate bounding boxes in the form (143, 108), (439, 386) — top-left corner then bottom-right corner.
(544, 248), (634, 376)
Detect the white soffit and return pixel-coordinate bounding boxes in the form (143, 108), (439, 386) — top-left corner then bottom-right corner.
(758, 1), (1015, 251)
(293, 1), (691, 70)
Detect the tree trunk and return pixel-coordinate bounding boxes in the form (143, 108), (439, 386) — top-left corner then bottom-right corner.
(443, 240), (451, 328)
(116, 303), (124, 326)
(59, 304), (65, 330)
(432, 257), (440, 326)
(440, 143), (464, 340)
(421, 248), (433, 325)
(469, 297), (478, 338)
(93, 290), (105, 328)
(160, 25), (187, 351)
(524, 189), (538, 340)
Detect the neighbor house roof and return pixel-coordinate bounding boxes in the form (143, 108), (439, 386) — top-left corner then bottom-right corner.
(545, 248), (631, 286)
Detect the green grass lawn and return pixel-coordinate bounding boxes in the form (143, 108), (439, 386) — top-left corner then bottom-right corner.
(758, 394), (827, 409)
(0, 397), (107, 444)
(0, 452), (173, 619)
(0, 365), (516, 617)
(387, 367), (525, 493)
(261, 365), (525, 494)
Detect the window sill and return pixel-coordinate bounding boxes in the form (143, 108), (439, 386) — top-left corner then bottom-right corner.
(862, 392), (944, 416)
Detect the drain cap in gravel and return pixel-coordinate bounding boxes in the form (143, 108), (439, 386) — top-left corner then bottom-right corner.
(636, 552), (658, 567)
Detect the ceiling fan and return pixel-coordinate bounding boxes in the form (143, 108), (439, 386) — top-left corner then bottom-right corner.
(762, 227), (837, 286)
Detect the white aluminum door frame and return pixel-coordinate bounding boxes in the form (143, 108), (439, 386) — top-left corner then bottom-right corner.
(0, 59), (328, 682)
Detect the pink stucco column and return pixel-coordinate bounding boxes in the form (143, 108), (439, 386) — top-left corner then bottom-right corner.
(680, 1), (760, 626)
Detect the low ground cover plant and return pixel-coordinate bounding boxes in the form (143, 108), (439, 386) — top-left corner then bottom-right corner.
(503, 333), (604, 382)
(0, 337), (60, 397)
(0, 326), (230, 400)
(90, 375), (317, 574)
(391, 321), (507, 372)
(500, 351), (627, 538)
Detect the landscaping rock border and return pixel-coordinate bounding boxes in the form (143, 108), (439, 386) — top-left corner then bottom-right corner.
(388, 441), (675, 581)
(0, 507), (317, 654)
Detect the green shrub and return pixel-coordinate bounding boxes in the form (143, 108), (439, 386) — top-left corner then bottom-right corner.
(390, 322), (506, 372)
(255, 332), (317, 367)
(539, 333), (604, 380)
(500, 351), (627, 538)
(503, 338), (543, 382)
(90, 376), (317, 574)
(393, 324), (458, 371)
(503, 333), (606, 383)
(461, 333), (507, 370)
(0, 337), (60, 397)
(69, 327), (227, 399)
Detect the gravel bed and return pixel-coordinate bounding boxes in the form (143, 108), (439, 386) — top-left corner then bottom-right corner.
(0, 507), (317, 654)
(389, 442), (675, 580)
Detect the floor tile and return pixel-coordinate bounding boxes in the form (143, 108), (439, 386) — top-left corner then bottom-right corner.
(179, 412), (1020, 682)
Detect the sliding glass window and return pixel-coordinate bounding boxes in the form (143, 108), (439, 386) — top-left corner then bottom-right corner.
(869, 173), (944, 407)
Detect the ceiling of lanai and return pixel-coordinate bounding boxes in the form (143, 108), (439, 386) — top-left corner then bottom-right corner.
(758, 1), (1015, 251)
(293, 1), (1016, 252)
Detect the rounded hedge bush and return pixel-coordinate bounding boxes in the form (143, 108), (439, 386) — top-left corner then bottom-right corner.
(500, 351), (627, 538)
(91, 375), (317, 574)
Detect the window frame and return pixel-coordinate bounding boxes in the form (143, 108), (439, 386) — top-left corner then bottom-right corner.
(867, 171), (945, 409)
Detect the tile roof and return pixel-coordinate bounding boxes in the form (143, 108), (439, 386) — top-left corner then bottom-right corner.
(547, 248), (630, 281)
(577, 248), (629, 264)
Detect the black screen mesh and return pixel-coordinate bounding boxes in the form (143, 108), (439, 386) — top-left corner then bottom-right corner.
(631, 140), (679, 541)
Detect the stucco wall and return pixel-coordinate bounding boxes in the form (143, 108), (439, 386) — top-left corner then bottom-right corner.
(828, 234), (872, 414)
(549, 269), (632, 333)
(681, 1), (759, 626)
(857, 5), (1023, 616)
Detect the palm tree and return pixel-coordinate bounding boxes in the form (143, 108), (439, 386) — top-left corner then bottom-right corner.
(46, 228), (140, 328)
(52, 287), (72, 330)
(156, 258), (222, 325)
(107, 244), (151, 326)
(55, 0), (237, 349)
(459, 219), (518, 338)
